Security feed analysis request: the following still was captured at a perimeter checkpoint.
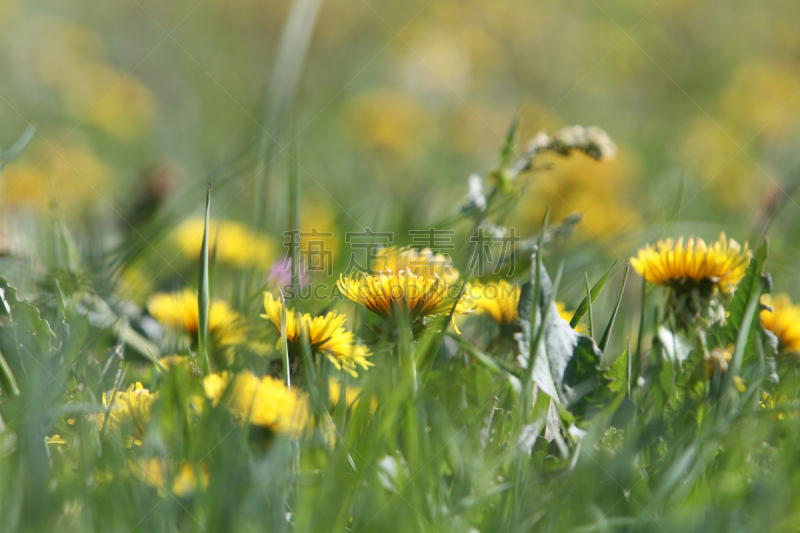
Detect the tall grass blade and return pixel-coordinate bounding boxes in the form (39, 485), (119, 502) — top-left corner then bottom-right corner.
(633, 272), (646, 393)
(280, 293), (291, 391)
(253, 0), (324, 230)
(0, 125), (35, 172)
(722, 284), (763, 394)
(289, 129), (301, 293)
(500, 108), (520, 167)
(599, 263), (630, 353)
(584, 272), (594, 338)
(570, 260), (617, 328)
(198, 184), (212, 375)
(0, 348), (19, 397)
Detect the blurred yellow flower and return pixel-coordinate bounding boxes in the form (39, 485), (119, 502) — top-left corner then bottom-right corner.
(203, 371), (309, 437)
(470, 280), (586, 333)
(60, 63), (157, 142)
(471, 280), (520, 324)
(346, 91), (431, 156)
(721, 61), (800, 139)
(1, 139), (111, 211)
(147, 288), (242, 338)
(338, 248), (475, 333)
(133, 458), (208, 498)
(520, 151), (639, 238)
(262, 292), (372, 378)
(299, 201), (340, 267)
(328, 377), (363, 409)
(172, 217), (276, 270)
(760, 294), (800, 356)
(97, 382), (157, 444)
(631, 233), (751, 296)
(24, 18), (156, 141)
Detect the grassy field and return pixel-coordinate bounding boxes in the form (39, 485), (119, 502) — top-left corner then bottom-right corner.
(2, 1), (800, 532)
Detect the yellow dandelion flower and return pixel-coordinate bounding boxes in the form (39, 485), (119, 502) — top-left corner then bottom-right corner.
(172, 217), (276, 270)
(147, 288), (243, 338)
(134, 458), (208, 498)
(97, 382), (157, 443)
(630, 233), (751, 295)
(339, 246), (474, 333)
(470, 281), (587, 333)
(760, 294), (800, 355)
(203, 371), (309, 438)
(471, 280), (520, 324)
(338, 269), (475, 333)
(262, 292), (373, 378)
(373, 247), (459, 283)
(1, 139), (111, 213)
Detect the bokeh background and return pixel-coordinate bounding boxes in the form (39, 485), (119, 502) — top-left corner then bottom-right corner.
(2, 0), (800, 299)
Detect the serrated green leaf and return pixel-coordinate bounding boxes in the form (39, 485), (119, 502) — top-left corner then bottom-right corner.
(519, 259), (609, 410)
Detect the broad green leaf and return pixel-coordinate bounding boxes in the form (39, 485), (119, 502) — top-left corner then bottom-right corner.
(606, 349), (628, 393)
(518, 259), (609, 409)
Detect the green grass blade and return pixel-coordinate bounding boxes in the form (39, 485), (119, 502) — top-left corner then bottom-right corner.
(584, 272), (594, 338)
(598, 263), (630, 353)
(500, 108), (520, 167)
(627, 336), (632, 397)
(722, 284), (763, 394)
(0, 348), (20, 397)
(447, 332), (512, 375)
(0, 125), (35, 172)
(527, 207), (550, 372)
(289, 131), (300, 292)
(253, 0), (324, 230)
(198, 184), (212, 375)
(570, 259), (617, 328)
(280, 293), (291, 391)
(633, 272), (646, 393)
